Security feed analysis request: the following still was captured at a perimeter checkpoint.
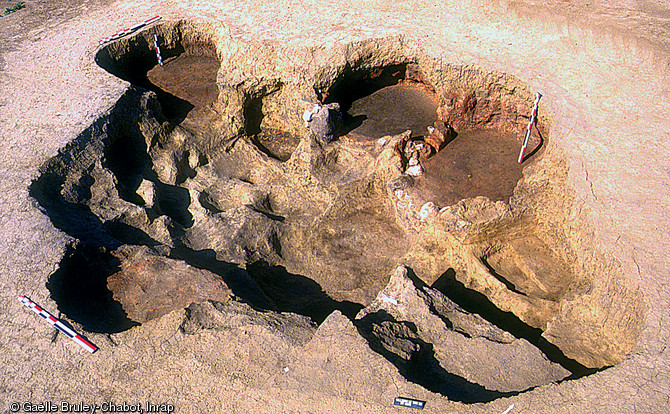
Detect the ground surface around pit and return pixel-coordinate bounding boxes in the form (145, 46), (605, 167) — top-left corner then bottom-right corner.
(1, 1), (669, 413)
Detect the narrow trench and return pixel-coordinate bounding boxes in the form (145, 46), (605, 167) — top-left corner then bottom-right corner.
(431, 269), (598, 379)
(29, 29), (621, 404)
(355, 309), (515, 403)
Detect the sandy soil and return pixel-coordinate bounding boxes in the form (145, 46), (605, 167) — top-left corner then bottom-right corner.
(1, 0), (669, 413)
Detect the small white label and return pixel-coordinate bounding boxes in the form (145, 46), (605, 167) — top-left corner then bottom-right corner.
(381, 294), (398, 305)
(393, 397), (426, 409)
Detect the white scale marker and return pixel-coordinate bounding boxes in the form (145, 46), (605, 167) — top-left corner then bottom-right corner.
(153, 34), (163, 66)
(18, 295), (97, 353)
(502, 404), (515, 414)
(518, 92), (542, 164)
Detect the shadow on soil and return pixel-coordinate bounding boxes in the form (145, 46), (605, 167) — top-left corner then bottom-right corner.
(521, 125), (545, 164)
(46, 244), (139, 333)
(323, 63), (407, 137)
(168, 246), (277, 312)
(432, 268), (598, 379)
(480, 257), (526, 296)
(170, 247), (364, 325)
(323, 63), (407, 113)
(95, 37), (194, 122)
(246, 259), (364, 324)
(29, 172), (124, 249)
(356, 309), (514, 403)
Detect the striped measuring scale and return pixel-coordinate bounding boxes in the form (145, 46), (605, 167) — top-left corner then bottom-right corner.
(153, 34), (163, 66)
(99, 15), (162, 45)
(18, 295), (97, 353)
(518, 92), (542, 164)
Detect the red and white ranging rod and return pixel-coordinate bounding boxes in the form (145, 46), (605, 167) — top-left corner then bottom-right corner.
(18, 295), (97, 353)
(518, 92), (542, 164)
(99, 15), (162, 45)
(153, 34), (163, 66)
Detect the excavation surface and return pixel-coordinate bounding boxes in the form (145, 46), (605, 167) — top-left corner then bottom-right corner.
(26, 32), (635, 404)
(147, 54), (219, 109)
(1, 1), (668, 413)
(346, 84), (438, 140)
(412, 128), (528, 206)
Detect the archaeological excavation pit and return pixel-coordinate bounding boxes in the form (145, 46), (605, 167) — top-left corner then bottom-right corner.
(95, 21), (220, 127)
(29, 26), (644, 403)
(317, 60), (541, 207)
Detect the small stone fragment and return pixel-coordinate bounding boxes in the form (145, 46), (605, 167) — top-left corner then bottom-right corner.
(423, 121), (454, 155)
(136, 179), (156, 208)
(406, 151), (423, 176)
(419, 202), (439, 221)
(302, 104), (321, 127)
(310, 102), (342, 145)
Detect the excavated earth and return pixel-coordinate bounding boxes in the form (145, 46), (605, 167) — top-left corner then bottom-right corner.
(1, 1), (670, 413)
